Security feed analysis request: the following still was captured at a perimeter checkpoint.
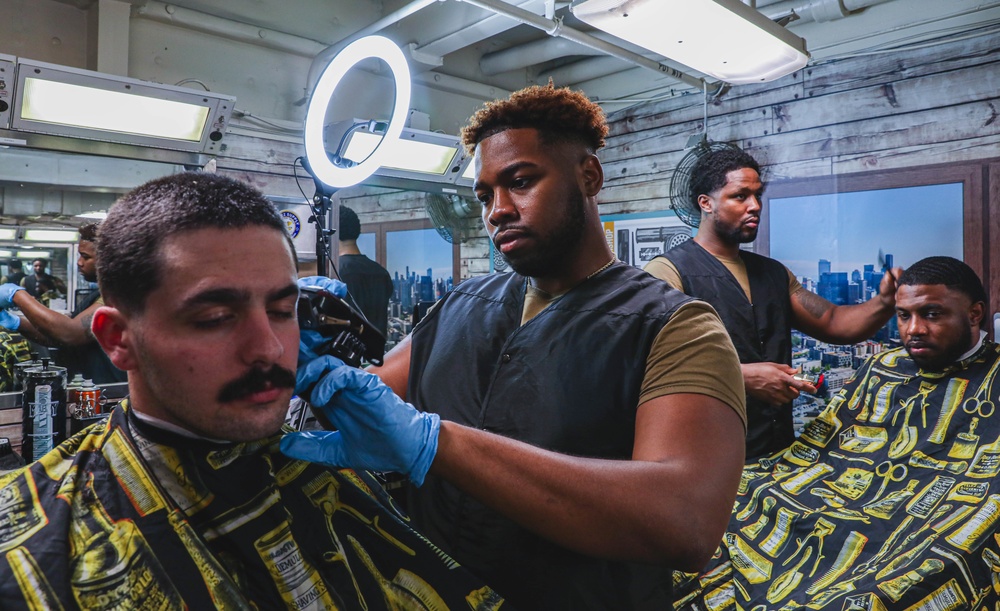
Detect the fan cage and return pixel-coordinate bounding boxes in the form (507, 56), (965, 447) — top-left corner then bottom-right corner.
(425, 194), (481, 245)
(668, 141), (743, 228)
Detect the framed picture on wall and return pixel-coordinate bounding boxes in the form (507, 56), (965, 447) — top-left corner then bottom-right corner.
(599, 211), (692, 270)
(489, 210), (693, 273)
(768, 183), (963, 297)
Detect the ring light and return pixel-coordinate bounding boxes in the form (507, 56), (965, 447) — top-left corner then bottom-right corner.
(304, 36), (411, 189)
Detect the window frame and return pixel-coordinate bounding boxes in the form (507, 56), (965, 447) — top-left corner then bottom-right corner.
(358, 218), (461, 287)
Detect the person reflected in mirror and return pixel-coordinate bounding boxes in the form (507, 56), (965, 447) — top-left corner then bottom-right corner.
(22, 257), (66, 302)
(0, 225), (124, 383)
(336, 205), (393, 337)
(645, 148), (902, 460)
(282, 83), (748, 610)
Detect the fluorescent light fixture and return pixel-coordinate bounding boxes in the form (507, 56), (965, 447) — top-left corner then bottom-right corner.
(0, 228), (17, 241)
(18, 251), (52, 259)
(459, 159), (475, 184)
(327, 122), (469, 187)
(76, 211), (108, 220)
(570, 0), (809, 84)
(0, 251), (11, 259)
(305, 35), (411, 189)
(342, 130), (459, 176)
(11, 58), (234, 153)
(23, 229), (79, 242)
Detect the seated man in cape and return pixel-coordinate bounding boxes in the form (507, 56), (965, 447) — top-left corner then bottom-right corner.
(674, 256), (1000, 609)
(0, 172), (504, 610)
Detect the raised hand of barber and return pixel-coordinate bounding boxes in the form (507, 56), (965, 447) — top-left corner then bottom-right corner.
(0, 283), (24, 309)
(877, 266), (904, 309)
(296, 275), (348, 362)
(280, 355), (440, 486)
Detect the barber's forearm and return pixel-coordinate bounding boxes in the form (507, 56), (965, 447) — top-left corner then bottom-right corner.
(822, 297), (896, 344)
(430, 420), (731, 569)
(11, 316), (52, 345)
(793, 288), (895, 344)
(12, 291), (87, 345)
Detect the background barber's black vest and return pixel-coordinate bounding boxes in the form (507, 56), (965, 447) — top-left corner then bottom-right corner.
(54, 289), (127, 384)
(407, 264), (692, 610)
(659, 240), (793, 458)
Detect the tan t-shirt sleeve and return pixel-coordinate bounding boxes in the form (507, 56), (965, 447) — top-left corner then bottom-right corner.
(639, 301), (747, 429)
(786, 267), (803, 296)
(643, 258), (684, 291)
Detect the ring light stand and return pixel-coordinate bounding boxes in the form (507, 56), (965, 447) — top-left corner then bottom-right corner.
(301, 35), (412, 275)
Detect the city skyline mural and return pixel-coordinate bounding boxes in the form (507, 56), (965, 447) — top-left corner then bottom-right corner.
(769, 182), (963, 282)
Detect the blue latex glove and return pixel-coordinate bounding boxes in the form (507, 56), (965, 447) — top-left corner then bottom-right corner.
(0, 283), (24, 308)
(298, 275), (348, 298)
(297, 276), (348, 363)
(280, 355), (440, 486)
(0, 310), (19, 330)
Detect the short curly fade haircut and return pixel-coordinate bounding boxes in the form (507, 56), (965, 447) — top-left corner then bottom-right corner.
(689, 148), (761, 207)
(460, 83), (608, 155)
(78, 223), (99, 243)
(898, 256), (988, 324)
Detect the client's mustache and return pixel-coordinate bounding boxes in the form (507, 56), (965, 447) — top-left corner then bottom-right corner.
(217, 366), (296, 403)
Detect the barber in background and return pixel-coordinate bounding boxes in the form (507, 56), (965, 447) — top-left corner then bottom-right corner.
(22, 257), (66, 301)
(0, 223), (125, 383)
(645, 148), (900, 459)
(337, 205), (393, 336)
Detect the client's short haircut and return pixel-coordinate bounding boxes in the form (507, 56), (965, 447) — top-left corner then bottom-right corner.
(98, 172), (292, 314)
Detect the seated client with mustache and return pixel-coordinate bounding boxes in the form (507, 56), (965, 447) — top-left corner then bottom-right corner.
(0, 172), (504, 609)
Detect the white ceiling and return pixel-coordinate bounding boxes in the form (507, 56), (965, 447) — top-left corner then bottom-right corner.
(23, 0), (1000, 135)
(0, 0), (997, 216)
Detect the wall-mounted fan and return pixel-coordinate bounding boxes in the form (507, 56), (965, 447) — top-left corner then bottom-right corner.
(491, 243), (509, 273)
(425, 194), (483, 244)
(669, 136), (743, 228)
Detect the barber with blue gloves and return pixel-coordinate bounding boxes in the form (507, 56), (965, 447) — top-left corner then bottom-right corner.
(281, 276), (440, 486)
(0, 283), (24, 330)
(284, 257), (747, 611)
(0, 283), (23, 331)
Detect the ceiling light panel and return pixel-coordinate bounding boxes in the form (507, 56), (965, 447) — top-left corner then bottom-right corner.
(571, 0), (809, 84)
(23, 229), (79, 242)
(342, 129), (461, 177)
(11, 59), (235, 153)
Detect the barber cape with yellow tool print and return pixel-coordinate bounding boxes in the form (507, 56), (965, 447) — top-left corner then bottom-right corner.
(675, 341), (1000, 610)
(0, 399), (506, 610)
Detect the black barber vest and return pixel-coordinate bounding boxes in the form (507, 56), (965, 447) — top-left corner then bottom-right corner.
(659, 240), (793, 458)
(407, 263), (692, 610)
(55, 289), (127, 384)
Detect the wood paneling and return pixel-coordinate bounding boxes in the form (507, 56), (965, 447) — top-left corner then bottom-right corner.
(253, 31), (999, 284)
(597, 30), (1000, 311)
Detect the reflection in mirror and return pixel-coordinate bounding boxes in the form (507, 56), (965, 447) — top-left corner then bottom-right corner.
(768, 181), (964, 436)
(385, 227), (455, 349)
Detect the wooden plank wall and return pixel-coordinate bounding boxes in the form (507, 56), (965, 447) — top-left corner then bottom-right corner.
(216, 30), (1000, 284)
(598, 30), (1000, 215)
